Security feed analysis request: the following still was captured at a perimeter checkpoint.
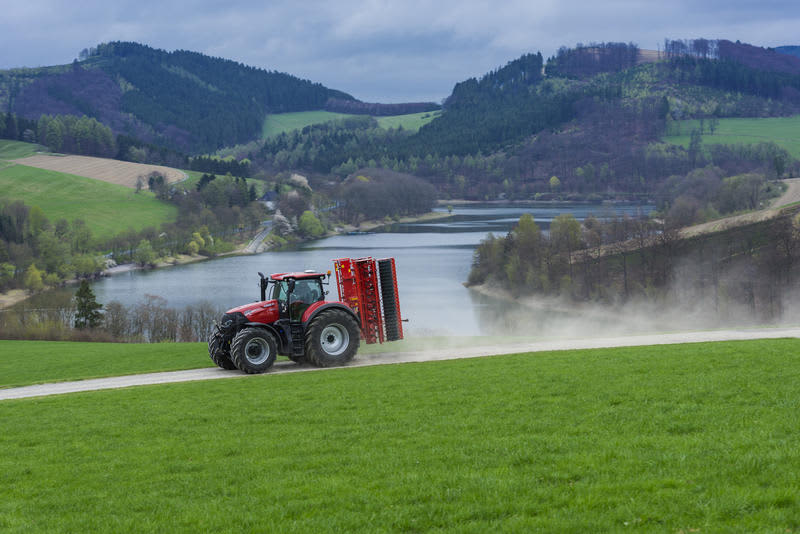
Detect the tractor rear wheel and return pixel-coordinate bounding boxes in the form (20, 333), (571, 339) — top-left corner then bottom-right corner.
(305, 309), (360, 367)
(208, 330), (236, 370)
(230, 327), (278, 374)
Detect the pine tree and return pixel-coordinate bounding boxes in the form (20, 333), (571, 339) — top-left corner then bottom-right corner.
(74, 279), (103, 329)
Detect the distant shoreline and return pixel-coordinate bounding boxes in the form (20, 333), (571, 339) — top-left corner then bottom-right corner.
(0, 209), (450, 311)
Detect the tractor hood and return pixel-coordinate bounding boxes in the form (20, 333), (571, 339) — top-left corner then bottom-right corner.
(226, 300), (278, 315)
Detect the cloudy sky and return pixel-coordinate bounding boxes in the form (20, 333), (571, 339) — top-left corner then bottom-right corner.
(1, 0), (798, 103)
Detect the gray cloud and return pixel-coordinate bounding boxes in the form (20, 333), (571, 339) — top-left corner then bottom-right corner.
(1, 0), (798, 102)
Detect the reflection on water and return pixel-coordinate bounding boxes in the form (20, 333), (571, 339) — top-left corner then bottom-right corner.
(89, 202), (652, 337)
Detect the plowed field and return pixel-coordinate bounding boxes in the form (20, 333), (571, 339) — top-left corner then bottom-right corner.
(13, 155), (185, 188)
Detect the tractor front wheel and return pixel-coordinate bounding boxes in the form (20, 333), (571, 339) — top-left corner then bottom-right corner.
(230, 328), (278, 374)
(208, 330), (236, 370)
(305, 309), (360, 367)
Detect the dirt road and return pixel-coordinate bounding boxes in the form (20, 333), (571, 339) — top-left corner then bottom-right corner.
(2, 327), (798, 401)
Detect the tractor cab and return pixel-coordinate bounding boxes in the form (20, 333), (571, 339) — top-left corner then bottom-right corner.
(266, 271), (328, 321)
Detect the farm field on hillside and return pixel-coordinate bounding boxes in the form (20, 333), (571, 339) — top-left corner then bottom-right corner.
(664, 115), (800, 157)
(0, 164), (177, 239)
(262, 110), (356, 137)
(262, 109), (441, 138)
(375, 110), (441, 131)
(13, 154), (186, 188)
(1, 339), (799, 532)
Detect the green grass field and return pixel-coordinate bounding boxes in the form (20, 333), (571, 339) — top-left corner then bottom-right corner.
(0, 140), (43, 160)
(1, 338), (799, 531)
(262, 110), (441, 138)
(663, 115), (800, 158)
(262, 111), (357, 137)
(0, 341), (209, 389)
(0, 164), (177, 239)
(375, 110), (441, 131)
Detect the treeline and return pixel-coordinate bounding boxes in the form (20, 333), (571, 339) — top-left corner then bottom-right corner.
(324, 98), (440, 116)
(467, 212), (661, 296)
(545, 42), (640, 78)
(0, 112), (38, 143)
(189, 155), (251, 177)
(115, 134), (189, 169)
(0, 200), (107, 291)
(36, 114), (116, 157)
(663, 39), (719, 60)
(468, 206), (800, 321)
(336, 169), (437, 224)
(259, 116), (411, 174)
(661, 55), (800, 103)
(0, 295), (222, 343)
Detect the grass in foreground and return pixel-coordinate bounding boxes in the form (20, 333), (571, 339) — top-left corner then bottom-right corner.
(664, 115), (800, 158)
(1, 339), (799, 532)
(0, 336), (523, 388)
(0, 164), (177, 239)
(0, 341), (209, 389)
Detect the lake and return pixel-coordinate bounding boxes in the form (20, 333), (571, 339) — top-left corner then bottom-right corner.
(90, 203), (652, 337)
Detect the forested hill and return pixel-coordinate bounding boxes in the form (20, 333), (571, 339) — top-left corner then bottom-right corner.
(0, 41), (355, 152)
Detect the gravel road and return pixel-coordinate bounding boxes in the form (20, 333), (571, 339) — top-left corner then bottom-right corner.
(2, 328), (799, 401)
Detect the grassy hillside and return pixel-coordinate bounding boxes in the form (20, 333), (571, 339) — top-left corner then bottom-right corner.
(262, 110), (442, 138)
(663, 115), (800, 157)
(375, 110), (441, 131)
(262, 110), (356, 138)
(0, 140), (43, 160)
(0, 164), (177, 239)
(1, 339), (799, 531)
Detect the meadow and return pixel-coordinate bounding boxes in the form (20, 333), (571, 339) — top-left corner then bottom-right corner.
(262, 110), (441, 138)
(0, 164), (177, 239)
(1, 338), (799, 532)
(0, 140), (42, 160)
(663, 115), (800, 158)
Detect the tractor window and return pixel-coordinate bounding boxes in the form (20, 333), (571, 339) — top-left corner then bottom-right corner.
(270, 281), (288, 302)
(289, 278), (323, 321)
(293, 279), (322, 303)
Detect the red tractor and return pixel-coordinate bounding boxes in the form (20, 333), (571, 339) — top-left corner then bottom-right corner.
(208, 257), (403, 373)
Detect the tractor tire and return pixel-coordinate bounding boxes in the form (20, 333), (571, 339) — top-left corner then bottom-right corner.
(305, 309), (360, 367)
(208, 330), (236, 370)
(230, 327), (278, 374)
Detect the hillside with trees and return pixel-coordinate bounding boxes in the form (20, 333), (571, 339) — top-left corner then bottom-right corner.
(0, 42), (354, 153)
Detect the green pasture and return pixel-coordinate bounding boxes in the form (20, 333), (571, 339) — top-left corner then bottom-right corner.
(2, 338), (799, 532)
(664, 115), (800, 158)
(0, 140), (43, 160)
(262, 110), (442, 138)
(262, 110), (356, 138)
(375, 110), (441, 131)
(0, 164), (177, 239)
(0, 341), (209, 389)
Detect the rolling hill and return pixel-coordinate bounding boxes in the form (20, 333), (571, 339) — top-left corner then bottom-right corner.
(0, 42), (441, 155)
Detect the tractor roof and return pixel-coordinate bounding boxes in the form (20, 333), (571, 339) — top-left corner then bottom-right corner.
(270, 271), (326, 281)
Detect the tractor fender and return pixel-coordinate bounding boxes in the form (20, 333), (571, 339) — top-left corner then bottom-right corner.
(302, 302), (359, 327)
(243, 322), (287, 353)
